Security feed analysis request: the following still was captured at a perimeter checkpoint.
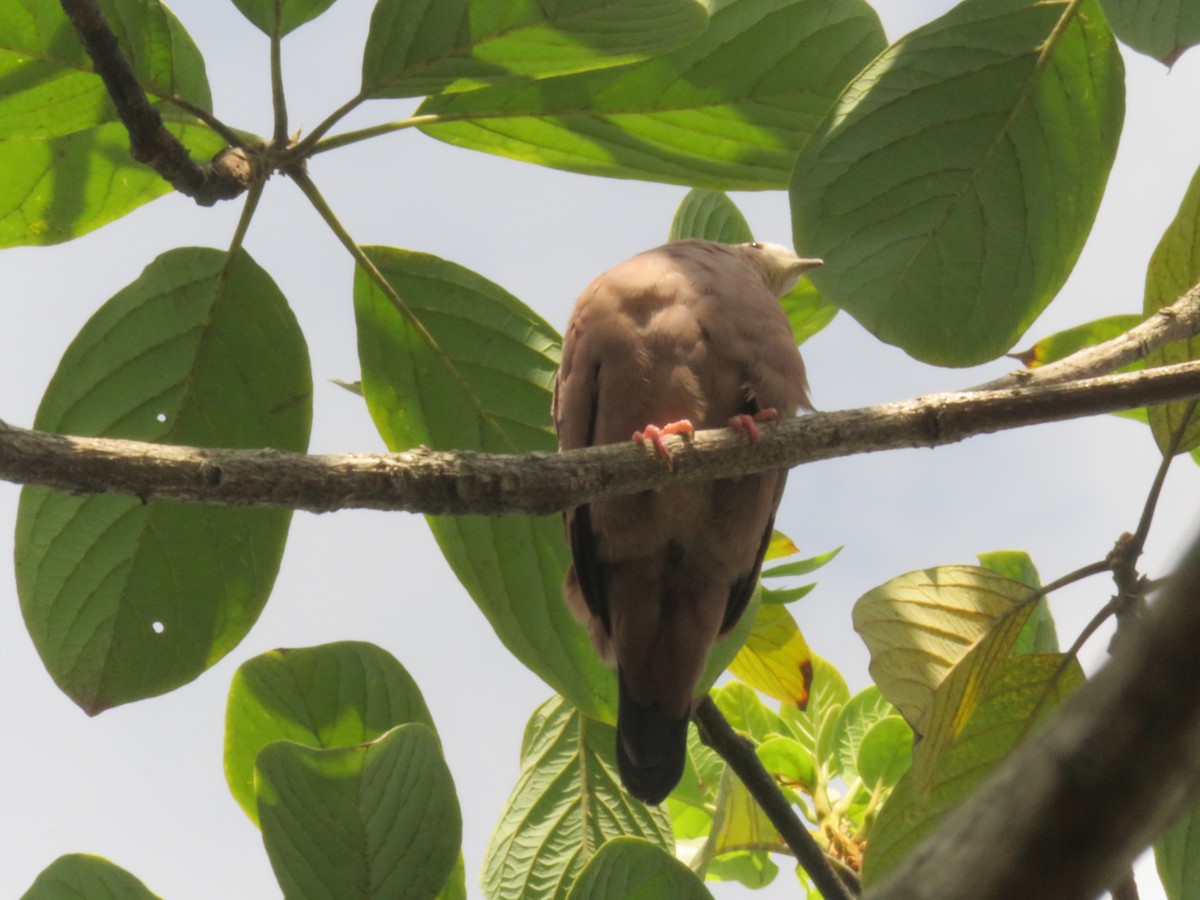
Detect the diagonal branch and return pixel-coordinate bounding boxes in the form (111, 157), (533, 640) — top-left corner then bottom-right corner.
(2, 361), (1199, 515)
(695, 697), (858, 899)
(978, 281), (1200, 390)
(59, 0), (254, 205)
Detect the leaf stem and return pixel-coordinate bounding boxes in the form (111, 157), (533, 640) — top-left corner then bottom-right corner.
(290, 92), (368, 157)
(226, 179), (265, 260)
(270, 4), (289, 148)
(286, 168), (517, 452)
(310, 115), (445, 155)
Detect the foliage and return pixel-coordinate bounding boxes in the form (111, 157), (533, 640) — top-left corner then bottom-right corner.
(6, 0), (1200, 898)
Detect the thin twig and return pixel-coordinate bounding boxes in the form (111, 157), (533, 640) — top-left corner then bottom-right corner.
(1133, 399), (1197, 553)
(694, 698), (856, 899)
(59, 0), (253, 205)
(3, 362), (1200, 515)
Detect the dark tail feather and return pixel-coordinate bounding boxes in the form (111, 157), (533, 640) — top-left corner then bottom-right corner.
(616, 673), (689, 805)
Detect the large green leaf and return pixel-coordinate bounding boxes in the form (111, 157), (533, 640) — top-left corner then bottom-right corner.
(862, 654), (1082, 884)
(0, 0), (211, 139)
(225, 641), (435, 825)
(567, 837), (712, 899)
(15, 248), (311, 713)
(418, 0), (886, 189)
(229, 0), (340, 37)
(257, 723), (461, 900)
(21, 854), (159, 900)
(0, 119), (226, 247)
(668, 188), (838, 345)
(353, 246), (616, 720)
(482, 696), (673, 900)
(791, 0), (1125, 366)
(1145, 161), (1200, 455)
(362, 0), (708, 99)
(852, 565), (1037, 733)
(1099, 0), (1200, 65)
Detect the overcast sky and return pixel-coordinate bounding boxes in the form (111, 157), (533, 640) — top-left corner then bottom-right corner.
(2, 1), (1198, 897)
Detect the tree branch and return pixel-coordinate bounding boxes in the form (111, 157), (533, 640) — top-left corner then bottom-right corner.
(695, 698), (857, 899)
(59, 0), (254, 205)
(3, 361), (1200, 515)
(978, 281), (1200, 389)
(865, 524), (1200, 900)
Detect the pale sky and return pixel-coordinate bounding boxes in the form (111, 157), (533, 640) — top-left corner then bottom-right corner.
(2, 1), (1198, 897)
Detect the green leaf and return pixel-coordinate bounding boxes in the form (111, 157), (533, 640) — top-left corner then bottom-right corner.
(862, 654), (1082, 884)
(567, 837), (713, 900)
(362, 0), (709, 99)
(21, 854), (160, 900)
(0, 0), (211, 139)
(1007, 314), (1144, 369)
(976, 550), (1040, 588)
(1156, 794), (1200, 900)
(728, 602), (813, 708)
(353, 246), (616, 721)
(761, 583), (816, 605)
(229, 0), (341, 37)
(669, 188), (754, 244)
(257, 723), (461, 900)
(705, 848), (778, 889)
(705, 770), (780, 882)
(712, 681), (786, 743)
(1145, 161), (1200, 455)
(977, 550), (1060, 655)
(697, 583), (761, 695)
(482, 696), (672, 900)
(780, 654), (849, 758)
(831, 685), (898, 780)
(762, 546), (841, 579)
(0, 119), (226, 247)
(418, 0), (886, 189)
(852, 565), (1038, 733)
(437, 855), (469, 900)
(15, 248), (311, 713)
(224, 641), (436, 825)
(668, 189), (838, 344)
(791, 0), (1125, 366)
(1098, 0), (1200, 65)
(780, 279), (839, 347)
(856, 716), (913, 791)
(755, 735), (816, 792)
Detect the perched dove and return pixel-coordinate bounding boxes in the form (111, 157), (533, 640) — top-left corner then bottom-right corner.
(554, 239), (821, 804)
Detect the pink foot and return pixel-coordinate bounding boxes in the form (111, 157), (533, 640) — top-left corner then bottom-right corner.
(728, 408), (778, 443)
(632, 420), (694, 467)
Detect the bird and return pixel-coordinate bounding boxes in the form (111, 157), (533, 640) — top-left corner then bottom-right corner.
(553, 239), (821, 804)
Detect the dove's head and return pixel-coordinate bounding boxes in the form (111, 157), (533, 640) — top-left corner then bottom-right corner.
(738, 241), (822, 298)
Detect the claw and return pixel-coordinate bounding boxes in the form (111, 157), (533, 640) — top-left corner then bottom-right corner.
(632, 420), (694, 468)
(728, 408), (778, 443)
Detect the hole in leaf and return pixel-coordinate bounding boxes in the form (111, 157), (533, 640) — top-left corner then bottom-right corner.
(155, 413), (167, 423)
(151, 621), (165, 634)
